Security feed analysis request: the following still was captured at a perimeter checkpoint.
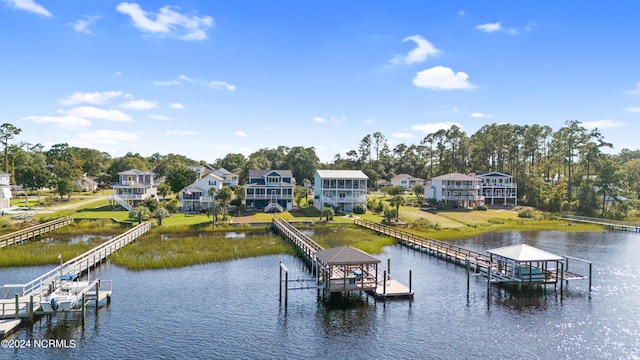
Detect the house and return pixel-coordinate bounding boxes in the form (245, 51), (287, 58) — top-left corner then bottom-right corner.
(245, 170), (295, 212)
(0, 172), (11, 210)
(211, 168), (239, 187)
(390, 174), (423, 191)
(110, 169), (158, 210)
(427, 173), (483, 208)
(74, 174), (99, 192)
(314, 170), (368, 212)
(475, 172), (517, 206)
(180, 173), (224, 213)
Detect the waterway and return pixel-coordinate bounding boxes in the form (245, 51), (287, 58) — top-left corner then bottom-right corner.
(1, 230), (638, 359)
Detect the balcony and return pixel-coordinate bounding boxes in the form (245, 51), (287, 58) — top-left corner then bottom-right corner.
(121, 180), (136, 186)
(442, 195), (484, 201)
(245, 194), (293, 200)
(441, 184), (480, 190)
(114, 194), (150, 201)
(481, 183), (517, 188)
(321, 196), (367, 203)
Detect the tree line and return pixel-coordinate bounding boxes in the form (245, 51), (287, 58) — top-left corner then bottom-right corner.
(2, 120), (638, 219)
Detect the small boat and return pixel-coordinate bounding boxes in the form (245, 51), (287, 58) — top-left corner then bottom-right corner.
(40, 274), (89, 313)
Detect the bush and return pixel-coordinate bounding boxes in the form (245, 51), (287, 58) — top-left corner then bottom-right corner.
(518, 208), (534, 218)
(352, 204), (366, 214)
(477, 205), (488, 211)
(230, 198), (242, 206)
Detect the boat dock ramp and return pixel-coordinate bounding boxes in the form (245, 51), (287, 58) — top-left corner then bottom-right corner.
(0, 222), (151, 337)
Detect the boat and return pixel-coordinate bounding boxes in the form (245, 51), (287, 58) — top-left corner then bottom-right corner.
(40, 274), (89, 313)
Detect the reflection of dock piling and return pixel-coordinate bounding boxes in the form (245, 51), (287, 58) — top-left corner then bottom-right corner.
(273, 219), (413, 303)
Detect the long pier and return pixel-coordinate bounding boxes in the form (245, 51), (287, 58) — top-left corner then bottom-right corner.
(0, 217), (73, 249)
(562, 215), (640, 232)
(0, 222), (150, 325)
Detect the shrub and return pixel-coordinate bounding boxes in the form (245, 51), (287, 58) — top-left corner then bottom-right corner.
(477, 205), (488, 211)
(518, 208), (534, 218)
(352, 204), (366, 214)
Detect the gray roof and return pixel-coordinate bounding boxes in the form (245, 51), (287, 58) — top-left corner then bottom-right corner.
(249, 169), (293, 178)
(432, 173), (478, 181)
(487, 244), (563, 262)
(315, 246), (380, 265)
(117, 169), (154, 176)
(315, 170), (368, 180)
(391, 173), (422, 182)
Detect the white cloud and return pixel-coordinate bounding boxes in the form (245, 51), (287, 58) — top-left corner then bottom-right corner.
(392, 132), (416, 139)
(626, 107), (640, 112)
(149, 115), (174, 120)
(119, 99), (158, 110)
(179, 74), (192, 81)
(630, 82), (640, 95)
(113, 71), (122, 77)
(209, 81), (236, 91)
(234, 130), (248, 137)
(5, 0), (51, 16)
(78, 130), (138, 144)
(116, 2), (214, 41)
(313, 117), (326, 123)
(413, 66), (475, 90)
(22, 115), (91, 129)
(411, 122), (461, 134)
(169, 103), (185, 109)
(582, 119), (625, 129)
(476, 22), (501, 33)
(389, 34), (440, 65)
(60, 106), (132, 122)
(165, 130), (197, 136)
(69, 15), (101, 35)
(365, 119), (375, 125)
(58, 91), (123, 105)
(154, 80), (179, 86)
(471, 112), (494, 118)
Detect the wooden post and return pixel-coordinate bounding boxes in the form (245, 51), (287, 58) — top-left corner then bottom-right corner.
(487, 265), (491, 295)
(15, 294), (20, 319)
(559, 262), (564, 295)
(96, 281), (100, 307)
(81, 293), (86, 323)
(284, 270), (288, 308)
(466, 258), (470, 296)
(588, 263), (592, 295)
(29, 295), (34, 322)
(409, 270), (412, 294)
(279, 262), (283, 302)
(383, 270), (387, 295)
(387, 258), (391, 277)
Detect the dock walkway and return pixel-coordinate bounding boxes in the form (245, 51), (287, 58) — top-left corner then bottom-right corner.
(0, 217), (73, 249)
(562, 215), (640, 232)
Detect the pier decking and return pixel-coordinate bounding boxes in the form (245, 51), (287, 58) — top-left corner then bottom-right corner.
(272, 218), (413, 300)
(562, 215), (640, 232)
(0, 217), (73, 249)
(0, 222), (150, 336)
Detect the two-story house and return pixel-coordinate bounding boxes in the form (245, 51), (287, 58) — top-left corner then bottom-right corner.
(390, 174), (423, 191)
(180, 173), (224, 213)
(314, 170), (368, 212)
(212, 168), (239, 187)
(110, 169), (158, 210)
(245, 170), (295, 212)
(0, 172), (11, 210)
(475, 172), (517, 206)
(427, 173), (483, 208)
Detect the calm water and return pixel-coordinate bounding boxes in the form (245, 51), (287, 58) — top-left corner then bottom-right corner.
(1, 230), (639, 359)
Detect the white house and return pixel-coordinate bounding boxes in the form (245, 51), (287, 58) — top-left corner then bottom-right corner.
(245, 170), (295, 212)
(475, 172), (517, 206)
(314, 170), (368, 212)
(212, 168), (239, 187)
(180, 173), (224, 213)
(427, 173), (483, 208)
(0, 172), (11, 210)
(391, 174), (423, 190)
(110, 169), (158, 210)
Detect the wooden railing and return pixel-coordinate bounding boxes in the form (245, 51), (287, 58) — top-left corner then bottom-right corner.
(354, 219), (491, 270)
(272, 218), (323, 265)
(0, 217), (73, 249)
(562, 215), (640, 231)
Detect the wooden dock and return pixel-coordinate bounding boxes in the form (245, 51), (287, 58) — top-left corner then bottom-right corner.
(0, 217), (73, 249)
(0, 222), (150, 336)
(562, 215), (640, 232)
(272, 219), (413, 300)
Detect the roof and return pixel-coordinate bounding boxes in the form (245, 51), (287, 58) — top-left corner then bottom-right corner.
(486, 244), (563, 262)
(315, 246), (380, 265)
(214, 167), (233, 176)
(315, 170), (369, 179)
(391, 174), (421, 182)
(475, 172), (512, 178)
(249, 169), (293, 178)
(431, 173), (478, 181)
(117, 169), (154, 176)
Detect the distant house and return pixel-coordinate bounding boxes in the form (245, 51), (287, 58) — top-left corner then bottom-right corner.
(180, 173), (224, 213)
(245, 170), (295, 212)
(391, 174), (424, 191)
(476, 172), (517, 206)
(314, 170), (368, 212)
(427, 173), (483, 208)
(0, 172), (11, 210)
(376, 179), (391, 190)
(74, 174), (98, 192)
(211, 168), (239, 187)
(110, 169), (158, 210)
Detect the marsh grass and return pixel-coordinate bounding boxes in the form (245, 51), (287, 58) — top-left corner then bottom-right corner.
(111, 233), (296, 270)
(307, 224), (396, 254)
(0, 238), (107, 267)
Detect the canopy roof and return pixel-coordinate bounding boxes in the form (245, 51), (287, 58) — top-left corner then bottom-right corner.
(487, 244), (563, 262)
(315, 246), (380, 265)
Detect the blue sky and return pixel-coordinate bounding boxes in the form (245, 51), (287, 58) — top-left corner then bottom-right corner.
(2, 1), (640, 163)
